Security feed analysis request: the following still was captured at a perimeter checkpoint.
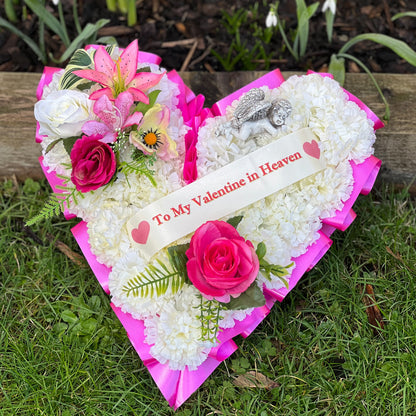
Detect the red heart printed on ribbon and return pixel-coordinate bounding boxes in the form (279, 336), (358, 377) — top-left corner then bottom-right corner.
(303, 140), (320, 159)
(131, 221), (150, 245)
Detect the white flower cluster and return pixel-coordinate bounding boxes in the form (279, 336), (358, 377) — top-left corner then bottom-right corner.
(40, 71), (376, 371)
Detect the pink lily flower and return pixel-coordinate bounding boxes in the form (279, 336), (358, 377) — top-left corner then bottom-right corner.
(74, 40), (164, 103)
(82, 91), (143, 143)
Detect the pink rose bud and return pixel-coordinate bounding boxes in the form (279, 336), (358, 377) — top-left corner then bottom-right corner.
(70, 135), (116, 192)
(186, 221), (259, 303)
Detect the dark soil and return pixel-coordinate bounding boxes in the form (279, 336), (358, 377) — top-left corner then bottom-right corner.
(1, 0), (416, 74)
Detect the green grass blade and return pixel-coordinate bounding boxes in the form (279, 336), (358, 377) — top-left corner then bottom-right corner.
(106, 0), (117, 12)
(5, 0), (18, 23)
(127, 0), (137, 26)
(0, 17), (47, 64)
(325, 8), (335, 42)
(337, 52), (390, 120)
(276, 14), (298, 61)
(339, 33), (416, 66)
(328, 54), (345, 85)
(57, 0), (70, 47)
(24, 0), (70, 47)
(297, 2), (319, 58)
(58, 19), (110, 63)
(392, 11), (416, 21)
(118, 0), (128, 14)
(72, 0), (82, 35)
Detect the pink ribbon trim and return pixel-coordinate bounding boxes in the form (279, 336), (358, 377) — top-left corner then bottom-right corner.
(166, 70), (213, 184)
(72, 221), (110, 294)
(39, 156), (75, 220)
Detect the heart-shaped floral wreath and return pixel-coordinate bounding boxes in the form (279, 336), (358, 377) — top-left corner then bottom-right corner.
(32, 40), (382, 408)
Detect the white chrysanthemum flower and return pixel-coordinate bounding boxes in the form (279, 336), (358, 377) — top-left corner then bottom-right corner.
(86, 204), (134, 266)
(109, 251), (178, 319)
(144, 285), (214, 370)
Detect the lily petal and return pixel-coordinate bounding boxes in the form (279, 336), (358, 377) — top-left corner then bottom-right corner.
(128, 72), (165, 92)
(89, 88), (114, 101)
(82, 120), (111, 137)
(94, 45), (115, 76)
(115, 91), (134, 121)
(127, 87), (150, 104)
(93, 95), (120, 129)
(124, 112), (143, 128)
(119, 39), (139, 85)
(73, 68), (112, 87)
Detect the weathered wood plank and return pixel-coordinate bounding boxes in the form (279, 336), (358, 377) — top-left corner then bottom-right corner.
(1, 71), (415, 192)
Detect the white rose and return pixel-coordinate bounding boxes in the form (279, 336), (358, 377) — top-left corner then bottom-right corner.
(34, 90), (94, 138)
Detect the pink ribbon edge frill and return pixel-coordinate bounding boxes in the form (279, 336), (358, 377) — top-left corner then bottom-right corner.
(37, 66), (382, 410)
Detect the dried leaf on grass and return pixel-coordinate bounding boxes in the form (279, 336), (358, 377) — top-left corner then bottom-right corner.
(47, 233), (86, 267)
(233, 371), (279, 389)
(362, 284), (384, 335)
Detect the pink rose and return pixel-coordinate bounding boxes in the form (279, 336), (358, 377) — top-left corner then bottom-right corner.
(70, 135), (116, 192)
(186, 221), (259, 302)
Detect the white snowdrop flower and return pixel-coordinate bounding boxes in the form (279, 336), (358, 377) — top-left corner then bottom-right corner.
(322, 0), (336, 15)
(265, 9), (278, 28)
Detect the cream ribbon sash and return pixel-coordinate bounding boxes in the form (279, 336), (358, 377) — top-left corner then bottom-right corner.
(126, 127), (326, 260)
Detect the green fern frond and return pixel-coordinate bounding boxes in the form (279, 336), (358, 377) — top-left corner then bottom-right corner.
(25, 194), (63, 226)
(122, 258), (184, 298)
(196, 297), (225, 344)
(25, 184), (81, 227)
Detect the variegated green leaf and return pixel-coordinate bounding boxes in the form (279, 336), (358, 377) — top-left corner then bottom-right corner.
(59, 48), (95, 91)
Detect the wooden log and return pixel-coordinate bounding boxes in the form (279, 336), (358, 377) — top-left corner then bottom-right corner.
(1, 71), (415, 193)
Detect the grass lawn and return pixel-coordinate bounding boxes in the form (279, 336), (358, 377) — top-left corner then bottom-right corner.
(1, 177), (415, 416)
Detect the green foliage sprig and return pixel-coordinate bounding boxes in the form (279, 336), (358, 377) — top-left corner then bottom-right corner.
(256, 242), (291, 288)
(212, 6), (275, 71)
(118, 148), (157, 187)
(197, 297), (226, 344)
